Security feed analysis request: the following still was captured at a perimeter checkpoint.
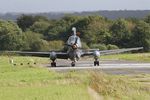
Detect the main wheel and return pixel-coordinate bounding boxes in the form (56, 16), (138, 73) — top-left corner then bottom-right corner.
(97, 61), (99, 66)
(71, 62), (75, 67)
(94, 61), (97, 66)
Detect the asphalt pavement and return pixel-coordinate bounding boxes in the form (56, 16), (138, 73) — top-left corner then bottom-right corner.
(44, 59), (150, 74)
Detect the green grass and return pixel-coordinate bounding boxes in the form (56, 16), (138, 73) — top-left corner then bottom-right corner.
(89, 72), (150, 100)
(101, 53), (150, 62)
(0, 55), (150, 100)
(0, 56), (92, 100)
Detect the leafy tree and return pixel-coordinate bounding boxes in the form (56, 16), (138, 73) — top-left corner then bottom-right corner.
(17, 15), (36, 31)
(30, 21), (50, 35)
(74, 16), (111, 45)
(90, 44), (107, 50)
(81, 42), (89, 49)
(0, 33), (26, 50)
(31, 39), (50, 51)
(107, 44), (119, 50)
(110, 19), (133, 47)
(1, 15), (150, 52)
(46, 15), (82, 41)
(144, 15), (150, 24)
(34, 15), (49, 22)
(49, 40), (64, 50)
(23, 31), (44, 50)
(132, 21), (150, 51)
(0, 20), (25, 50)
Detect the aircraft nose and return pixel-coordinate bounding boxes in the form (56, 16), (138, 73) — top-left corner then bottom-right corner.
(72, 27), (76, 31)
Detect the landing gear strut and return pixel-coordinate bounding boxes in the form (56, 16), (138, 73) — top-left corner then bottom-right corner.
(51, 61), (56, 67)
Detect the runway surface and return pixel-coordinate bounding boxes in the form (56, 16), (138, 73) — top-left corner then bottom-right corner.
(45, 59), (150, 74)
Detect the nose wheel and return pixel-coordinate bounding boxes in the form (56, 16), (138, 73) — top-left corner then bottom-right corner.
(51, 61), (56, 67)
(94, 61), (99, 66)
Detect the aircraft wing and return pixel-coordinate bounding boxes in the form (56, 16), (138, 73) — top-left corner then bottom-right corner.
(1, 51), (69, 59)
(100, 47), (143, 55)
(81, 47), (143, 56)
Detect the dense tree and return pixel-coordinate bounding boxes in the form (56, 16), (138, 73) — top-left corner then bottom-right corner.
(30, 21), (50, 35)
(132, 21), (150, 51)
(110, 19), (134, 47)
(46, 15), (82, 41)
(23, 31), (44, 51)
(17, 15), (36, 31)
(31, 39), (49, 51)
(73, 16), (111, 45)
(144, 15), (150, 24)
(90, 44), (107, 50)
(1, 14), (150, 52)
(107, 44), (119, 50)
(34, 15), (49, 22)
(0, 20), (25, 50)
(49, 40), (64, 50)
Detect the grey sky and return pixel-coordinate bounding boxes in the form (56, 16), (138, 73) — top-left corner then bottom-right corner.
(0, 0), (150, 13)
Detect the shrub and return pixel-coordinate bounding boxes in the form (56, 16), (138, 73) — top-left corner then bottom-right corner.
(31, 39), (50, 51)
(107, 44), (119, 50)
(82, 42), (89, 49)
(90, 44), (107, 50)
(49, 40), (64, 50)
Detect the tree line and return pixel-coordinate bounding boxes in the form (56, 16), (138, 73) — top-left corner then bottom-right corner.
(0, 14), (150, 51)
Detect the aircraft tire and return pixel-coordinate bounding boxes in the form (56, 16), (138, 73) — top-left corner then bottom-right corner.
(71, 62), (75, 67)
(94, 61), (99, 66)
(97, 61), (99, 66)
(51, 62), (56, 67)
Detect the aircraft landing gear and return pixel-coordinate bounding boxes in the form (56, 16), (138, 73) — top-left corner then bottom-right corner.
(94, 58), (99, 66)
(71, 62), (75, 67)
(51, 61), (56, 67)
(94, 61), (99, 66)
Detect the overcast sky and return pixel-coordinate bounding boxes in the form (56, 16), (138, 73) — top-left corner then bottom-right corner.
(0, 0), (150, 13)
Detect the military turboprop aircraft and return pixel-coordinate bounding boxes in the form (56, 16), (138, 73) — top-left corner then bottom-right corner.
(3, 27), (143, 67)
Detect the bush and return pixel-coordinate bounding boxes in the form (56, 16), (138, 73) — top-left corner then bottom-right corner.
(49, 40), (64, 50)
(81, 42), (89, 49)
(31, 39), (50, 51)
(107, 44), (119, 50)
(90, 44), (107, 50)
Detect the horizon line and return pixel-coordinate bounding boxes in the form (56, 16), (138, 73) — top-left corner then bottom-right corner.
(1, 9), (150, 14)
